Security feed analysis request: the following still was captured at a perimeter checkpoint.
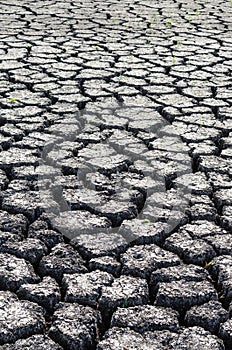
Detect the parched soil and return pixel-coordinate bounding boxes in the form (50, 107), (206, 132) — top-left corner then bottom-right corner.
(0, 0), (231, 349)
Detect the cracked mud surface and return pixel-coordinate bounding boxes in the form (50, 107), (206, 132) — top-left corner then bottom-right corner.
(0, 0), (231, 349)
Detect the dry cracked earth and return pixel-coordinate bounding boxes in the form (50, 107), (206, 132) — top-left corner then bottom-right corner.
(0, 0), (232, 349)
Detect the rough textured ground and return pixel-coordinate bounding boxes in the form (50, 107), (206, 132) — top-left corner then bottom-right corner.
(0, 0), (231, 349)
